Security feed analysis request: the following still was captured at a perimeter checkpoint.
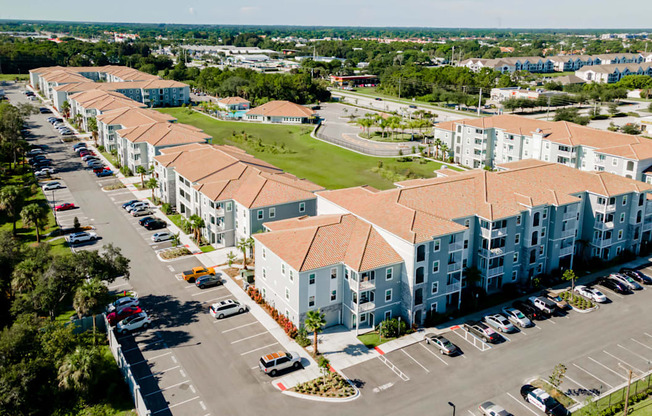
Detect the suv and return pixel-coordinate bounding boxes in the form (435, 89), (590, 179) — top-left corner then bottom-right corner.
(196, 274), (224, 289)
(424, 334), (460, 355)
(528, 296), (556, 316)
(463, 322), (501, 343)
(512, 300), (545, 321)
(520, 385), (570, 416)
(541, 290), (570, 310)
(126, 201), (149, 213)
(145, 219), (167, 230)
(66, 231), (98, 245)
(107, 296), (139, 312)
(209, 299), (247, 319)
(116, 312), (152, 335)
(258, 351), (302, 376)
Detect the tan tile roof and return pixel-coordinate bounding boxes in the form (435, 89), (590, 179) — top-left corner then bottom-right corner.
(53, 79), (187, 94)
(116, 122), (210, 147)
(255, 214), (403, 272)
(435, 114), (652, 161)
(41, 70), (90, 85)
(576, 62), (652, 74)
(69, 90), (145, 112)
(96, 107), (176, 128)
(246, 100), (315, 118)
(218, 96), (250, 105)
(31, 65), (161, 82)
(320, 161), (652, 243)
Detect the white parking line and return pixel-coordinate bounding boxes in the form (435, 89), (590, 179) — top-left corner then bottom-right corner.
(138, 365), (180, 380)
(147, 351), (174, 361)
(619, 343), (651, 362)
(231, 332), (268, 344)
(547, 319), (557, 325)
(573, 363), (614, 388)
(631, 338), (652, 351)
(645, 333), (652, 338)
(564, 375), (599, 397)
(144, 380), (191, 397)
(190, 385), (196, 394)
(108, 282), (129, 290)
(152, 396), (200, 414)
(191, 287), (225, 296)
(222, 322), (260, 334)
(419, 343), (449, 366)
(240, 342), (279, 356)
(467, 410), (476, 416)
(506, 392), (540, 416)
(199, 401), (207, 411)
(587, 357), (627, 380)
(205, 295), (233, 304)
(401, 350), (430, 373)
(602, 350), (643, 374)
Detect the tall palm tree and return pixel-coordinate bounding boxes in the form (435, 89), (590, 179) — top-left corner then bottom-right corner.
(21, 203), (48, 242)
(236, 238), (249, 270)
(60, 101), (70, 118)
(136, 165), (148, 188)
(73, 278), (108, 319)
(0, 185), (24, 235)
(305, 309), (326, 355)
(145, 177), (158, 200)
(188, 214), (205, 244)
(58, 346), (101, 392)
(11, 258), (39, 293)
(440, 144), (450, 162)
(87, 117), (98, 146)
(433, 138), (442, 159)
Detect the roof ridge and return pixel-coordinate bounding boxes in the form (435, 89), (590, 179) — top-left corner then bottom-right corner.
(299, 215), (346, 271)
(352, 222), (374, 271)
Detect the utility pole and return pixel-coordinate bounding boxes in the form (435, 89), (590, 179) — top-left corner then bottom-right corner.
(398, 77), (402, 100)
(619, 363), (634, 416)
(477, 88), (482, 117)
(547, 96), (551, 121)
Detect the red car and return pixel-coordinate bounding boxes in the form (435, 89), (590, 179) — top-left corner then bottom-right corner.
(54, 203), (75, 211)
(107, 306), (142, 326)
(79, 150), (95, 157)
(93, 166), (110, 174)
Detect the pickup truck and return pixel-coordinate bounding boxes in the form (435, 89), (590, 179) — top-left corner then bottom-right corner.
(182, 266), (216, 282)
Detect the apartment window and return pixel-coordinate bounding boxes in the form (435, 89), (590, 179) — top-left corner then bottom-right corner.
(612, 159), (618, 166)
(416, 267), (425, 284)
(618, 230), (623, 240)
(537, 264), (543, 274)
(620, 213), (625, 223)
(289, 270), (294, 282)
(269, 207), (276, 218)
(514, 252), (519, 263)
(226, 202), (232, 212)
(262, 268), (267, 279)
(431, 282), (439, 295)
(464, 219), (470, 227)
(309, 296), (315, 307)
(386, 268), (393, 280)
(533, 212), (540, 227)
(541, 227), (546, 238)
(285, 288), (290, 300)
(431, 302), (438, 313)
(622, 196), (628, 206)
(539, 245), (545, 255)
(257, 210), (264, 220)
(330, 268), (337, 279)
(639, 194), (645, 206)
(299, 202), (305, 213)
(542, 210), (547, 220)
(433, 239), (441, 252)
(431, 260), (440, 273)
(262, 248), (266, 259)
(385, 289), (392, 302)
(281, 263), (286, 275)
(512, 271), (518, 281)
(345, 269), (349, 280)
(515, 234), (520, 245)
(516, 215), (522, 225)
(464, 240), (469, 249)
(309, 274), (315, 285)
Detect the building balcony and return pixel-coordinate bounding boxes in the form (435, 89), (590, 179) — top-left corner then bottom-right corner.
(603, 204), (616, 213)
(487, 266), (504, 277)
(479, 247), (505, 258)
(592, 238), (612, 248)
(449, 241), (464, 252)
(351, 279), (376, 291)
(643, 220), (652, 232)
(560, 246), (574, 257)
(594, 221), (614, 231)
(447, 262), (462, 273)
(480, 227), (507, 239)
(445, 282), (461, 293)
(646, 204), (652, 216)
(560, 229), (575, 238)
(215, 208), (224, 216)
(563, 210), (577, 220)
(357, 301), (375, 313)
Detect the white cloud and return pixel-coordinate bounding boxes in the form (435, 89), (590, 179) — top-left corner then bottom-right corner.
(188, 7), (195, 15)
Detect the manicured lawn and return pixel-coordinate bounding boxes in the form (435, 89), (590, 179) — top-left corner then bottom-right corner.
(573, 374), (652, 415)
(157, 108), (457, 190)
(200, 245), (216, 253)
(55, 308), (77, 323)
(101, 150), (119, 167)
(167, 214), (187, 230)
(357, 332), (396, 349)
(0, 73), (29, 82)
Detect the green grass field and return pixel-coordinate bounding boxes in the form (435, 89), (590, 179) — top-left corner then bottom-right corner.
(0, 73), (29, 82)
(157, 108), (455, 189)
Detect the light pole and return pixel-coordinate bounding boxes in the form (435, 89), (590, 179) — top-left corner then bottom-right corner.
(50, 190), (58, 226)
(448, 401), (456, 416)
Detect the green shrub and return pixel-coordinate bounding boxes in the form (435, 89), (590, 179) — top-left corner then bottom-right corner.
(295, 326), (311, 347)
(161, 203), (172, 215)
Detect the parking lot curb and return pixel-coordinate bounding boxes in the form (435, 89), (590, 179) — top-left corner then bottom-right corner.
(280, 386), (360, 403)
(571, 304), (599, 314)
(155, 251), (195, 263)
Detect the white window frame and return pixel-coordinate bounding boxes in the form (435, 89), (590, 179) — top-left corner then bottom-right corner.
(618, 230), (623, 240)
(432, 260), (440, 273)
(330, 268), (337, 279)
(289, 270), (294, 282)
(269, 207), (276, 218)
(514, 252), (519, 263)
(281, 263), (286, 275)
(515, 233), (520, 245)
(385, 289), (392, 302)
(257, 210), (264, 220)
(431, 281), (439, 295)
(386, 268), (393, 281)
(299, 202), (305, 213)
(285, 287), (290, 300)
(330, 290), (337, 302)
(262, 248), (266, 259)
(620, 213), (625, 223)
(262, 268), (267, 279)
(309, 295), (315, 307)
(433, 239), (441, 252)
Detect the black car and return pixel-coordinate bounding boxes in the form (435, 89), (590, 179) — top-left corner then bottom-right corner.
(145, 220), (167, 230)
(138, 216), (156, 226)
(122, 200), (139, 209)
(39, 107), (52, 114)
(33, 160), (53, 168)
(195, 274), (224, 289)
(512, 300), (545, 321)
(620, 268), (652, 285)
(598, 277), (632, 294)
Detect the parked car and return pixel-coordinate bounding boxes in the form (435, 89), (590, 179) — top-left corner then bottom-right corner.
(82, 155), (99, 162)
(195, 274), (224, 289)
(182, 266), (215, 282)
(151, 231), (173, 242)
(598, 277), (632, 294)
(27, 149), (44, 156)
(116, 312), (152, 334)
(35, 170), (50, 178)
(66, 231), (98, 245)
(42, 182), (64, 191)
(620, 268), (652, 285)
(39, 107), (52, 114)
(258, 351), (302, 376)
(463, 322), (501, 343)
(520, 385), (570, 416)
(479, 401), (514, 416)
(96, 169), (113, 177)
(145, 220), (167, 230)
(73, 143), (86, 150)
(35, 167), (55, 175)
(610, 273), (643, 291)
(512, 300), (545, 321)
(106, 306), (142, 326)
(541, 290), (570, 310)
(501, 307), (533, 328)
(107, 296), (139, 313)
(574, 285), (607, 303)
(424, 334), (460, 355)
(209, 299), (247, 319)
(131, 207), (152, 217)
(126, 201), (149, 213)
(122, 199), (139, 209)
(55, 203), (75, 211)
(138, 216), (156, 226)
(92, 166), (108, 173)
(484, 314), (516, 333)
(528, 296), (556, 316)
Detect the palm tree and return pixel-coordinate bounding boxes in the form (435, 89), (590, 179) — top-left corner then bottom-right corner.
(58, 347), (101, 392)
(0, 185), (24, 235)
(136, 165), (148, 188)
(305, 309), (326, 355)
(145, 177), (158, 201)
(87, 117), (98, 146)
(440, 144), (450, 162)
(245, 236), (255, 261)
(73, 278), (108, 319)
(236, 238), (249, 270)
(171, 232), (181, 247)
(433, 138), (443, 159)
(11, 258), (39, 293)
(188, 214), (205, 244)
(60, 101), (70, 118)
(20, 203), (48, 242)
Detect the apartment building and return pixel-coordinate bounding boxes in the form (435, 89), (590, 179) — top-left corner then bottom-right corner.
(254, 161), (652, 332)
(153, 143), (324, 247)
(217, 97), (250, 111)
(115, 122), (211, 173)
(576, 62), (652, 83)
(433, 114), (652, 180)
(461, 53), (645, 74)
(245, 100), (315, 124)
(96, 107), (177, 151)
(68, 90), (145, 131)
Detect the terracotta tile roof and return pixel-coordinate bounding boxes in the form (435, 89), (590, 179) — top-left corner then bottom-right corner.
(41, 70), (90, 84)
(116, 122), (210, 147)
(218, 96), (250, 105)
(69, 90), (145, 112)
(246, 100), (315, 118)
(320, 161), (652, 243)
(53, 79), (187, 94)
(255, 214), (403, 272)
(96, 107), (176, 128)
(576, 62), (652, 74)
(31, 65), (161, 82)
(435, 114), (652, 161)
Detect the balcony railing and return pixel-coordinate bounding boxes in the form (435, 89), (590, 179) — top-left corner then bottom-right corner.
(445, 282), (461, 293)
(561, 229), (576, 238)
(351, 279), (376, 291)
(646, 204), (652, 215)
(449, 241), (464, 252)
(592, 238), (612, 248)
(594, 221), (614, 231)
(357, 301), (375, 313)
(563, 210), (577, 220)
(560, 246), (574, 257)
(480, 227), (507, 239)
(487, 266), (504, 277)
(447, 262), (462, 273)
(479, 247), (505, 258)
(644, 221), (652, 232)
(604, 204), (616, 212)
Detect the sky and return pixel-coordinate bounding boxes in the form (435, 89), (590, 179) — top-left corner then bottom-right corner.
(1, 0), (651, 29)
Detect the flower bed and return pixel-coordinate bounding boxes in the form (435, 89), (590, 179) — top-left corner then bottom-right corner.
(247, 286), (298, 338)
(160, 247), (191, 259)
(103, 181), (126, 191)
(559, 291), (596, 310)
(292, 372), (356, 398)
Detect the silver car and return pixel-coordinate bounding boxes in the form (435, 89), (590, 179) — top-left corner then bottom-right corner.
(209, 299), (247, 319)
(131, 207), (152, 217)
(484, 314), (516, 333)
(479, 401), (514, 416)
(501, 307), (532, 328)
(610, 273), (643, 291)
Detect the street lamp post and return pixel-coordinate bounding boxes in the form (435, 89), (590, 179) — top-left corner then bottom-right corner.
(448, 402), (456, 416)
(51, 190), (58, 226)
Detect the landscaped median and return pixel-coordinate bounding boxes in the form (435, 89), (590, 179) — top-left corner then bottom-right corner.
(287, 365), (359, 402)
(559, 291), (598, 313)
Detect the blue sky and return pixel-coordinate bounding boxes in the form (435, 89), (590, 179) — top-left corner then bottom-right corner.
(1, 0), (651, 29)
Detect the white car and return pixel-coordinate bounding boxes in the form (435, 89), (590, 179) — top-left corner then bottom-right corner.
(116, 312), (152, 334)
(107, 296), (139, 313)
(259, 351), (302, 376)
(66, 231), (98, 245)
(574, 285), (607, 303)
(152, 232), (173, 242)
(209, 299), (247, 319)
(484, 314), (516, 333)
(479, 401), (514, 416)
(501, 307), (533, 328)
(126, 201), (149, 213)
(42, 182), (64, 191)
(131, 207), (152, 217)
(36, 167), (55, 175)
(27, 149), (44, 156)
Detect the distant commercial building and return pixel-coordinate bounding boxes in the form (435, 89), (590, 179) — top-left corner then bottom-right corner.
(329, 75), (379, 88)
(245, 100), (316, 124)
(489, 87), (567, 103)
